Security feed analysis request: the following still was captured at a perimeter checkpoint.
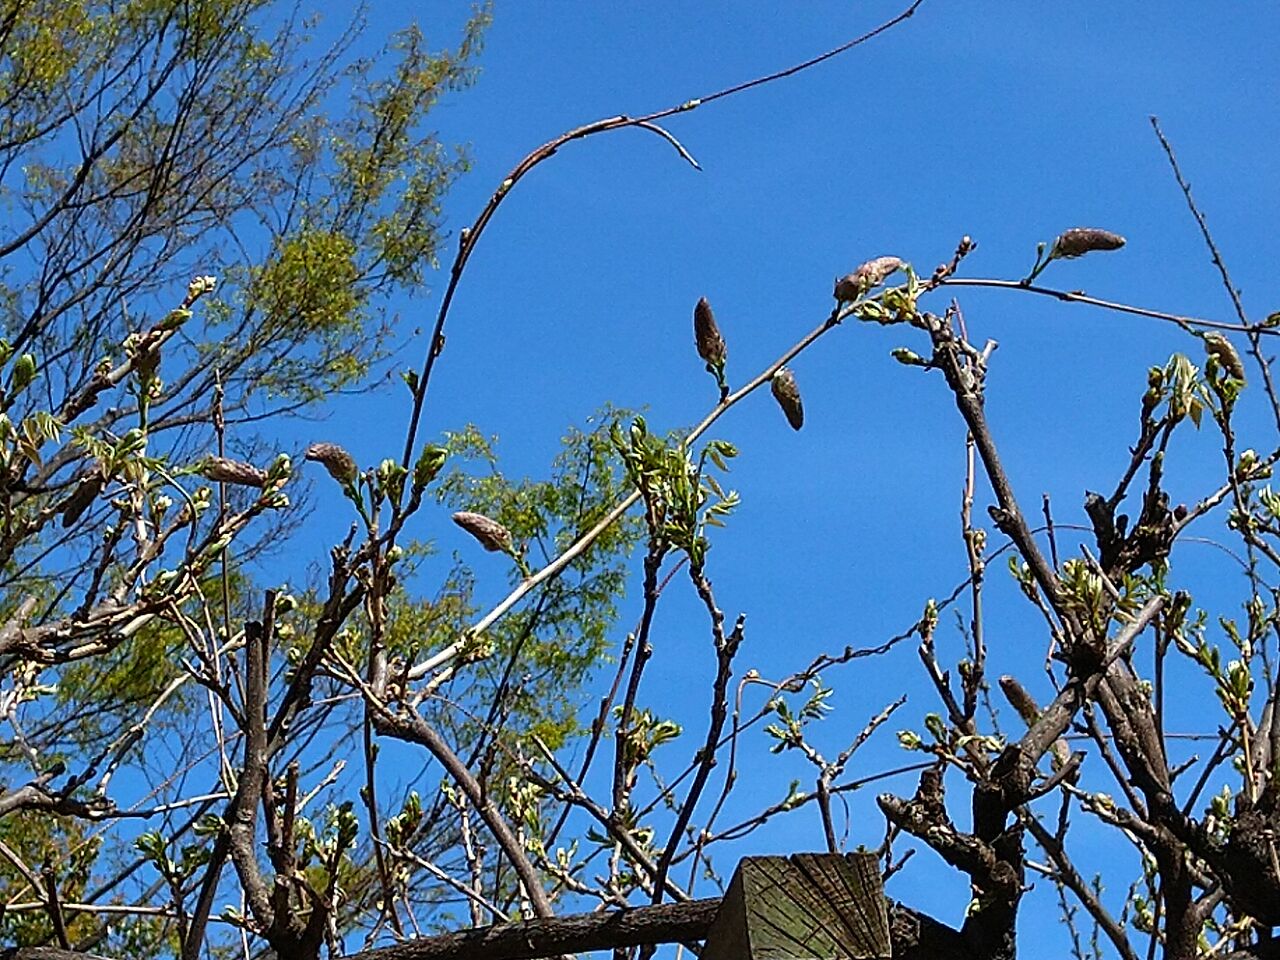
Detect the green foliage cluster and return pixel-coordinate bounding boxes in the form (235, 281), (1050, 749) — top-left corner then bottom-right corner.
(0, 2), (645, 953)
(612, 416), (738, 571)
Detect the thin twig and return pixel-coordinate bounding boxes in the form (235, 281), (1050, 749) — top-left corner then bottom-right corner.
(397, 0), (928, 471)
(939, 277), (1278, 337)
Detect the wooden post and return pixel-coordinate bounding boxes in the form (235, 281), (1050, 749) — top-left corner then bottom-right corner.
(702, 853), (891, 960)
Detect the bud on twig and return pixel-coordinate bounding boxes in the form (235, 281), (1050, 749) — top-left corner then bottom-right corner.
(694, 297), (727, 370)
(187, 275), (217, 301)
(201, 456), (268, 488)
(413, 444), (448, 490)
(1049, 228), (1126, 260)
(1203, 333), (1246, 382)
(61, 474), (105, 527)
(834, 256), (903, 302)
(10, 354), (36, 393)
(770, 367), (804, 430)
(890, 347), (927, 367)
(452, 511), (514, 554)
(305, 442), (358, 486)
(1025, 228), (1125, 284)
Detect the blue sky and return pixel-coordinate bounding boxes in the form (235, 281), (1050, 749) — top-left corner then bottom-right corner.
(299, 2), (1280, 951)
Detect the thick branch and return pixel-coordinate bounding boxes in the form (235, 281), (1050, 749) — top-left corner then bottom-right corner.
(369, 704), (555, 918)
(347, 899), (720, 960)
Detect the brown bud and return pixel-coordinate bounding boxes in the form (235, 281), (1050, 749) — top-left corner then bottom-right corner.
(61, 474), (104, 527)
(998, 675), (1040, 726)
(770, 368), (804, 430)
(305, 442), (358, 486)
(1203, 333), (1246, 381)
(834, 256), (903, 301)
(693, 297), (726, 369)
(200, 456), (267, 488)
(1049, 228), (1125, 259)
(452, 511), (514, 554)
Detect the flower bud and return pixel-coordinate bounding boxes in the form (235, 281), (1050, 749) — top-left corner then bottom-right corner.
(305, 442), (358, 486)
(200, 456), (268, 488)
(61, 474), (104, 527)
(1049, 228), (1125, 260)
(770, 367), (804, 430)
(693, 297), (727, 369)
(452, 511), (514, 554)
(834, 256), (903, 301)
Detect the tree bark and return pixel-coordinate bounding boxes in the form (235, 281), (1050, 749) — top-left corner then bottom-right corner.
(0, 896), (975, 960)
(346, 898), (721, 960)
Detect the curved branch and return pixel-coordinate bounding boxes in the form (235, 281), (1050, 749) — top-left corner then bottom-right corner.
(397, 0), (928, 469)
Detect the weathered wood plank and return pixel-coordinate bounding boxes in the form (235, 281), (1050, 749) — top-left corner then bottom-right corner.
(703, 853), (891, 960)
(792, 853), (891, 956)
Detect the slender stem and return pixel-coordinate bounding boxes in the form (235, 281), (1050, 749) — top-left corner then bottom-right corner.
(939, 276), (1277, 337)
(408, 304), (850, 682)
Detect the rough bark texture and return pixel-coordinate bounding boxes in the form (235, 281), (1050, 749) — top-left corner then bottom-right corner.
(347, 898), (721, 960)
(0, 896), (963, 960)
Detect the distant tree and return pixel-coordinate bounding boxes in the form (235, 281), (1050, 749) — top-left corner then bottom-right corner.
(0, 0), (622, 953)
(0, 2), (653, 955)
(7, 3), (1280, 960)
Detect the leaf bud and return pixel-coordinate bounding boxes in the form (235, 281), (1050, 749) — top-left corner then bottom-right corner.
(376, 458), (406, 500)
(267, 453), (291, 484)
(187, 275), (218, 300)
(413, 444), (448, 489)
(158, 308), (192, 331)
(116, 428), (147, 457)
(10, 354), (36, 393)
(1203, 333), (1246, 381)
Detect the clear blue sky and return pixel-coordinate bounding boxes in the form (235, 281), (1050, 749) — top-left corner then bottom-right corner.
(302, 2), (1280, 951)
